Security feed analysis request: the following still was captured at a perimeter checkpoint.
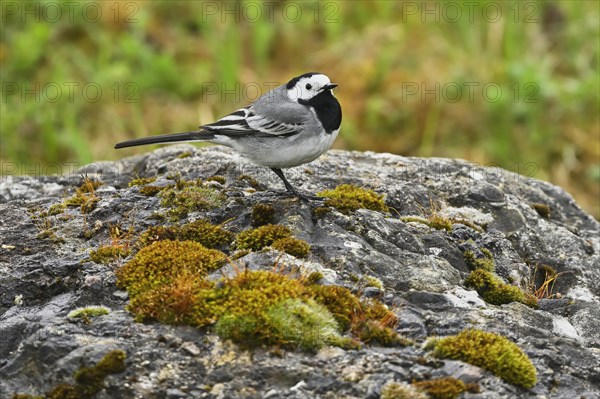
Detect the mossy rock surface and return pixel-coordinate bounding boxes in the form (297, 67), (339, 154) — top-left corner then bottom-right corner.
(4, 147), (599, 398)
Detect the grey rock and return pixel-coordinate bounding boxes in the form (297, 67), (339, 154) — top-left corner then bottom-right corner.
(1, 146), (599, 398)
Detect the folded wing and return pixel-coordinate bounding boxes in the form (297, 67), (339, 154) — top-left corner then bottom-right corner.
(202, 107), (302, 138)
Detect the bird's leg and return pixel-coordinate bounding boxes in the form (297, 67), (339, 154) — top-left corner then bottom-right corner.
(270, 168), (318, 201)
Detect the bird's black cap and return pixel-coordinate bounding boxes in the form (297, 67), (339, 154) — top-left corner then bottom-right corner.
(285, 72), (321, 89)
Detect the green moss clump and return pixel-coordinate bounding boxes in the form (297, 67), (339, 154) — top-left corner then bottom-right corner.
(235, 224), (292, 251)
(128, 177), (157, 187)
(177, 219), (233, 249)
(116, 240), (226, 298)
(68, 306), (110, 323)
(317, 184), (389, 214)
(214, 290), (358, 352)
(214, 314), (262, 347)
(214, 270), (306, 317)
(427, 214), (453, 231)
(63, 179), (101, 213)
(139, 185), (163, 196)
(138, 219), (233, 249)
(463, 250), (495, 272)
(159, 182), (225, 220)
(356, 320), (412, 347)
(264, 298), (345, 351)
(431, 329), (537, 389)
(128, 276), (216, 326)
(235, 224), (309, 258)
(312, 206), (331, 218)
(113, 234), (407, 352)
(271, 237), (311, 259)
(530, 203), (550, 218)
(177, 151), (192, 159)
(48, 203), (66, 215)
(74, 350), (127, 397)
(364, 275), (383, 290)
(14, 350), (126, 399)
(465, 269), (537, 308)
(45, 383), (79, 399)
(307, 284), (362, 331)
(78, 179), (103, 193)
(306, 285), (405, 347)
(89, 245), (128, 264)
(251, 204), (276, 227)
(380, 381), (428, 399)
(413, 377), (477, 399)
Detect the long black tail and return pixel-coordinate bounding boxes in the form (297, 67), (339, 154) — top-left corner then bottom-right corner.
(114, 130), (215, 149)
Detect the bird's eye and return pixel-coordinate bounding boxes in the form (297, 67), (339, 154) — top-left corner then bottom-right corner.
(305, 83), (312, 90)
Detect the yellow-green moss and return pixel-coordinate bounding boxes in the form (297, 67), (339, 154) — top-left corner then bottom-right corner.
(463, 250), (495, 272)
(271, 237), (311, 259)
(63, 179), (101, 213)
(413, 377), (479, 399)
(380, 381), (428, 399)
(89, 245), (128, 264)
(530, 203), (551, 218)
(159, 181), (225, 220)
(431, 329), (537, 389)
(139, 185), (163, 196)
(235, 224), (292, 251)
(68, 306), (110, 323)
(138, 219), (233, 249)
(128, 177), (157, 187)
(214, 314), (263, 347)
(312, 206), (331, 218)
(305, 271), (324, 284)
(251, 204), (276, 227)
(14, 350), (126, 399)
(317, 184), (389, 214)
(364, 275), (384, 290)
(116, 240), (226, 298)
(214, 270), (307, 318)
(212, 279), (359, 351)
(48, 203), (66, 216)
(128, 275), (216, 326)
(427, 214), (453, 231)
(356, 320), (411, 347)
(36, 229), (65, 244)
(116, 241), (408, 351)
(308, 284), (362, 331)
(73, 350), (127, 397)
(465, 269), (538, 308)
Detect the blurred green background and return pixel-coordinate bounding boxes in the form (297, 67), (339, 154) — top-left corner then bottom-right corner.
(1, 0), (598, 218)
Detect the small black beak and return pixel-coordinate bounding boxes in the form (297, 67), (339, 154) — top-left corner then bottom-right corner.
(321, 84), (338, 91)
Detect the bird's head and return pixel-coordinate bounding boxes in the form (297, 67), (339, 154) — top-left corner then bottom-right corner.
(286, 72), (337, 102)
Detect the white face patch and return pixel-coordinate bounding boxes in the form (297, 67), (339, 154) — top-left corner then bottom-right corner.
(287, 74), (332, 102)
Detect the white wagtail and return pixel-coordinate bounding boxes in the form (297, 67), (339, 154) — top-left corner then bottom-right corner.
(115, 72), (341, 200)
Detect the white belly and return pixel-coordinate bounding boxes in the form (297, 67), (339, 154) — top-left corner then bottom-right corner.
(214, 129), (339, 169)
